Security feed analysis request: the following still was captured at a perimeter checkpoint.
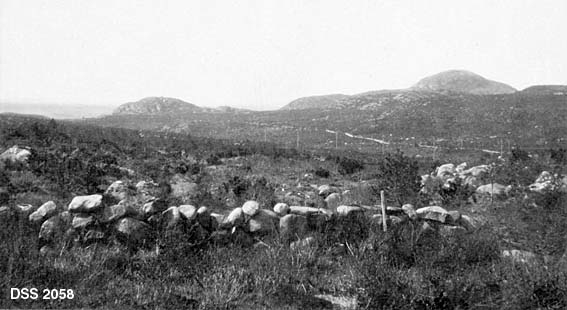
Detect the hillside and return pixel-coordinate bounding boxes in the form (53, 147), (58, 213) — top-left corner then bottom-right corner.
(522, 85), (567, 95)
(280, 94), (349, 110)
(412, 70), (517, 94)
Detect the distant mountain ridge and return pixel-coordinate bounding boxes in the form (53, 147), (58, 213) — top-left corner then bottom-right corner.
(280, 94), (349, 110)
(113, 97), (200, 115)
(411, 70), (517, 95)
(281, 70), (520, 111)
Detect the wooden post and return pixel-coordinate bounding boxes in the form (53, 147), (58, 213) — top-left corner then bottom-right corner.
(335, 131), (338, 149)
(381, 190), (387, 232)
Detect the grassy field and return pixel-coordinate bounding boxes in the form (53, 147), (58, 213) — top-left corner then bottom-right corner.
(1, 116), (567, 309)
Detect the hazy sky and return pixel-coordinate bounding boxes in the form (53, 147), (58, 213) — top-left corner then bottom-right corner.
(1, 0), (566, 110)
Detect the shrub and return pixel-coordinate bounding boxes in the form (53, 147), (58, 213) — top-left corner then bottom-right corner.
(314, 167), (330, 178)
(373, 150), (421, 206)
(336, 156), (364, 175)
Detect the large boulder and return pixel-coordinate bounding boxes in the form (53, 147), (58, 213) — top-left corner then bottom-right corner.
(416, 206), (449, 223)
(248, 209), (279, 234)
(279, 214), (309, 241)
(242, 200), (260, 216)
(29, 201), (59, 224)
(114, 217), (153, 246)
(273, 202), (290, 216)
(0, 146), (31, 163)
(68, 195), (103, 213)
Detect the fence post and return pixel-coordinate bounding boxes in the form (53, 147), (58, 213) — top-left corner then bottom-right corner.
(381, 190), (387, 232)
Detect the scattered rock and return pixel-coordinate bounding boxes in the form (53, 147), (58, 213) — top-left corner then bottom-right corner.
(248, 209), (279, 234)
(222, 207), (245, 228)
(104, 181), (131, 203)
(39, 214), (65, 244)
(402, 204), (417, 220)
(142, 198), (168, 217)
(416, 206), (449, 223)
(162, 206), (181, 228)
(476, 183), (511, 196)
(273, 202), (290, 216)
(170, 175), (199, 198)
(447, 210), (461, 225)
(15, 204), (35, 215)
(242, 200), (260, 216)
(178, 204), (197, 221)
(0, 145), (31, 163)
(318, 184), (338, 197)
(68, 195), (103, 213)
(114, 217), (153, 246)
(99, 202), (137, 223)
(458, 214), (478, 232)
(502, 249), (539, 265)
(72, 214), (95, 230)
(336, 205), (364, 216)
(289, 206), (321, 216)
(29, 201), (58, 224)
(324, 193), (341, 210)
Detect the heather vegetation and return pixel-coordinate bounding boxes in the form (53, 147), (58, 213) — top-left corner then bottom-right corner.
(1, 115), (566, 309)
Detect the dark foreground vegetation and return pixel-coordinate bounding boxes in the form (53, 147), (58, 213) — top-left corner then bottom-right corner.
(1, 115), (566, 309)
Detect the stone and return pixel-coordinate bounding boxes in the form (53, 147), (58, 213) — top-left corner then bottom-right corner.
(136, 180), (159, 195)
(170, 174), (199, 198)
(39, 214), (65, 243)
(248, 209), (279, 234)
(68, 195), (103, 213)
(114, 217), (153, 246)
(476, 183), (511, 196)
(502, 249), (539, 265)
(385, 206), (404, 215)
(104, 180), (131, 203)
(416, 206), (449, 223)
(458, 215), (478, 232)
(336, 205), (364, 216)
(72, 214), (95, 229)
(178, 204), (197, 221)
(99, 202), (137, 223)
(389, 215), (408, 226)
(162, 206), (180, 228)
(242, 200), (260, 216)
(0, 145), (31, 163)
(280, 214), (309, 241)
(15, 204), (35, 215)
(222, 207), (245, 228)
(29, 201), (58, 224)
(436, 163), (455, 178)
(402, 204), (417, 220)
(273, 202), (290, 216)
(447, 210), (461, 225)
(324, 193), (341, 210)
(142, 198), (168, 217)
(210, 212), (225, 225)
(318, 184), (338, 197)
(289, 206), (321, 216)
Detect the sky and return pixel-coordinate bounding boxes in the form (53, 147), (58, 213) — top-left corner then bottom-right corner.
(1, 0), (566, 111)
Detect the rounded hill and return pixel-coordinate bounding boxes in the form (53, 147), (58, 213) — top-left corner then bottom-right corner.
(412, 70), (517, 95)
